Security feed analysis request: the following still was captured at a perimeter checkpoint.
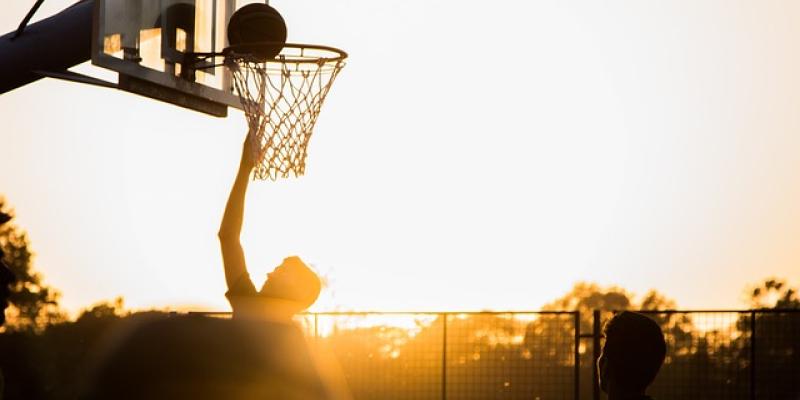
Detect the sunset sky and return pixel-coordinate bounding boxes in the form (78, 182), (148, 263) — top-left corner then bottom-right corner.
(2, 0), (800, 316)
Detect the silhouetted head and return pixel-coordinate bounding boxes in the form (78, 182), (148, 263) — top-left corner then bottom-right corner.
(259, 256), (321, 314)
(597, 311), (666, 396)
(0, 248), (15, 326)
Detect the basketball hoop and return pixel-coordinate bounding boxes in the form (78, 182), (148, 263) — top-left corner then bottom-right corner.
(222, 43), (347, 180)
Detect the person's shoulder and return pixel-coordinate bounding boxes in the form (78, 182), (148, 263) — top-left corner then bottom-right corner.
(226, 273), (260, 316)
(226, 273), (258, 298)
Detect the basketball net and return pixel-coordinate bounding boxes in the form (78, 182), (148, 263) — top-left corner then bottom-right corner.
(226, 45), (346, 180)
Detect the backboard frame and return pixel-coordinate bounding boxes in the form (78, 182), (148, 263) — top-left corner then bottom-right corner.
(91, 0), (245, 117)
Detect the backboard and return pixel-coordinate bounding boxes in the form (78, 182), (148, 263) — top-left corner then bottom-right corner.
(92, 0), (265, 117)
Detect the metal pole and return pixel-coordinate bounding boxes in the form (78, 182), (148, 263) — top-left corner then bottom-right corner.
(442, 313), (447, 400)
(593, 310), (601, 400)
(13, 0), (46, 39)
(574, 312), (580, 400)
(0, 0), (93, 94)
(750, 310), (756, 400)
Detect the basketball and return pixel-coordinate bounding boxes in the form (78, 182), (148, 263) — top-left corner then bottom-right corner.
(227, 3), (287, 61)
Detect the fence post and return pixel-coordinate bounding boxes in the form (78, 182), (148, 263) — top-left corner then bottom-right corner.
(750, 310), (756, 400)
(574, 312), (580, 400)
(592, 310), (601, 400)
(442, 313), (447, 400)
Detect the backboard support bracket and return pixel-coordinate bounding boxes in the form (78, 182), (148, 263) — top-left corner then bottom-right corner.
(34, 69), (117, 89)
(119, 75), (228, 117)
(34, 69), (227, 117)
(13, 0), (46, 40)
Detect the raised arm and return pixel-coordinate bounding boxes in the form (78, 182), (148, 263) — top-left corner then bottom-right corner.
(218, 136), (256, 290)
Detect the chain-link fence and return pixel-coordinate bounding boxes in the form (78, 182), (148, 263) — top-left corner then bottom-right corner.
(753, 309), (800, 399)
(191, 309), (799, 399)
(303, 312), (580, 400)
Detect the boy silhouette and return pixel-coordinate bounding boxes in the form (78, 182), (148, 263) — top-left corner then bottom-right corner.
(218, 135), (322, 320)
(597, 311), (666, 400)
(83, 140), (334, 400)
(84, 136), (330, 400)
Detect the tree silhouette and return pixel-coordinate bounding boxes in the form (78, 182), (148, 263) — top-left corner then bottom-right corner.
(539, 282), (631, 334)
(0, 298), (133, 400)
(747, 278), (800, 309)
(0, 199), (64, 332)
(736, 278), (800, 398)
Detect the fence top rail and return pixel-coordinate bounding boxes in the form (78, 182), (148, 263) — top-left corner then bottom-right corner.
(187, 310), (581, 316)
(186, 309), (799, 317)
(309, 310), (580, 316)
(608, 308), (800, 314)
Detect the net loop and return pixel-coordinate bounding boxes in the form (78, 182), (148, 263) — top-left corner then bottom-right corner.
(226, 43), (346, 180)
